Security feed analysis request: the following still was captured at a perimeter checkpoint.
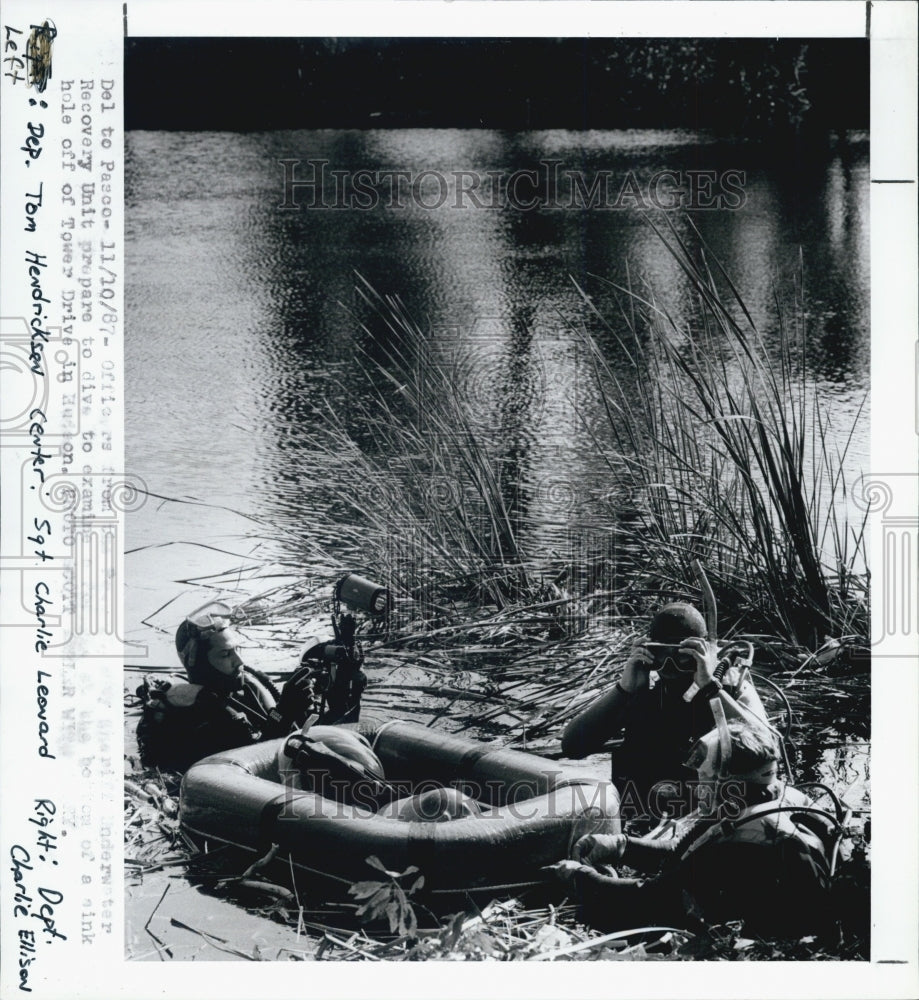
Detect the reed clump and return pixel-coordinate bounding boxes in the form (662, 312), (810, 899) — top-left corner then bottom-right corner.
(574, 217), (868, 648)
(314, 223), (867, 653)
(316, 279), (552, 618)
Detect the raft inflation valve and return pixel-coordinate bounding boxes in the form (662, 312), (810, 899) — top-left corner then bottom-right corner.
(335, 573), (389, 616)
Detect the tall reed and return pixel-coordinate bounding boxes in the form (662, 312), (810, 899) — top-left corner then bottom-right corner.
(317, 279), (542, 615)
(576, 216), (868, 646)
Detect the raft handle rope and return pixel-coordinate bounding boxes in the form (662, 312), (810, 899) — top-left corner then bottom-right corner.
(281, 848), (547, 897)
(194, 843), (547, 916)
(286, 852), (546, 898)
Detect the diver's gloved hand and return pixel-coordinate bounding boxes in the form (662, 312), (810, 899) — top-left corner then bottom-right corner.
(265, 664), (318, 735)
(618, 645), (655, 694)
(676, 636), (723, 705)
(547, 833), (631, 892)
(680, 635), (718, 689)
(545, 858), (595, 887)
(572, 833), (628, 867)
(545, 856), (626, 890)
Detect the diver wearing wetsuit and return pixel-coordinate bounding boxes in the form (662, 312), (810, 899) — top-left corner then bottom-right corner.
(561, 603), (767, 822)
(555, 689), (837, 936)
(135, 611), (332, 771)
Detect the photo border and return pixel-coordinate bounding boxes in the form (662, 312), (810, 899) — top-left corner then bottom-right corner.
(1, 2), (916, 997)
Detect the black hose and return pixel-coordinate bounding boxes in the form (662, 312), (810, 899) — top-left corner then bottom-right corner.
(678, 804), (845, 865)
(749, 670), (793, 741)
(247, 665), (282, 702)
(793, 781), (847, 824)
(429, 880), (543, 897)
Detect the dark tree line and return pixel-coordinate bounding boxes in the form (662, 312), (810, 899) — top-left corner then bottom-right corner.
(126, 37), (867, 134)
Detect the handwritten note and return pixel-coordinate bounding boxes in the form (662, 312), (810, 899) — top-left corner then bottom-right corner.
(2, 6), (122, 995)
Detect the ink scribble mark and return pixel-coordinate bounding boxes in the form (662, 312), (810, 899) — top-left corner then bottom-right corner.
(27, 19), (56, 93)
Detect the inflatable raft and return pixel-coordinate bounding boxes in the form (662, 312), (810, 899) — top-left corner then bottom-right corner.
(180, 720), (620, 889)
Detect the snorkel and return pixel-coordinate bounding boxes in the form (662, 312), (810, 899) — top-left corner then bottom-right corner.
(677, 559), (718, 700)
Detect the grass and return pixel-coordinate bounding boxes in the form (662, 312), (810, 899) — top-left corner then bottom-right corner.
(311, 223), (868, 651)
(315, 277), (552, 617)
(571, 216), (868, 647)
(281, 224), (871, 739)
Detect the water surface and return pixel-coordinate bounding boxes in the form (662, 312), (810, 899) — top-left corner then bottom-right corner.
(126, 127), (869, 576)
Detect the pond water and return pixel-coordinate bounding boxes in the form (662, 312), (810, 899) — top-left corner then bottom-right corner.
(125, 124), (870, 759)
(125, 128), (868, 586)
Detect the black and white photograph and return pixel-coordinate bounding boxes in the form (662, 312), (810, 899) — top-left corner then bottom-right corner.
(1, 2), (917, 997)
(123, 25), (877, 964)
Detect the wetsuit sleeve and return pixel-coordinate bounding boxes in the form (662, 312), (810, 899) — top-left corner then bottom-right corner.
(664, 834), (830, 934)
(620, 835), (679, 874)
(561, 683), (631, 758)
(766, 831), (831, 933)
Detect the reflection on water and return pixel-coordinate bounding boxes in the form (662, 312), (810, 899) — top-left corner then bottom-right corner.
(126, 128), (868, 566)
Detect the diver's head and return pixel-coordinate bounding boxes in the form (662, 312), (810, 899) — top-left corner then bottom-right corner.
(645, 602), (707, 682)
(175, 608), (245, 692)
(649, 601), (707, 644)
(685, 719), (780, 803)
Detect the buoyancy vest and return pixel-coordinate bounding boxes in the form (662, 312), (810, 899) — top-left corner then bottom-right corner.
(135, 670), (278, 771)
(641, 786), (836, 934)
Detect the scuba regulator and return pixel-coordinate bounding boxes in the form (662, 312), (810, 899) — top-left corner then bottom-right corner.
(296, 574), (389, 725)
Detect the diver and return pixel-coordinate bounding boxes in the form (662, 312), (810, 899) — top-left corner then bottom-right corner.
(552, 710), (840, 937)
(561, 602), (767, 823)
(136, 597), (367, 772)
